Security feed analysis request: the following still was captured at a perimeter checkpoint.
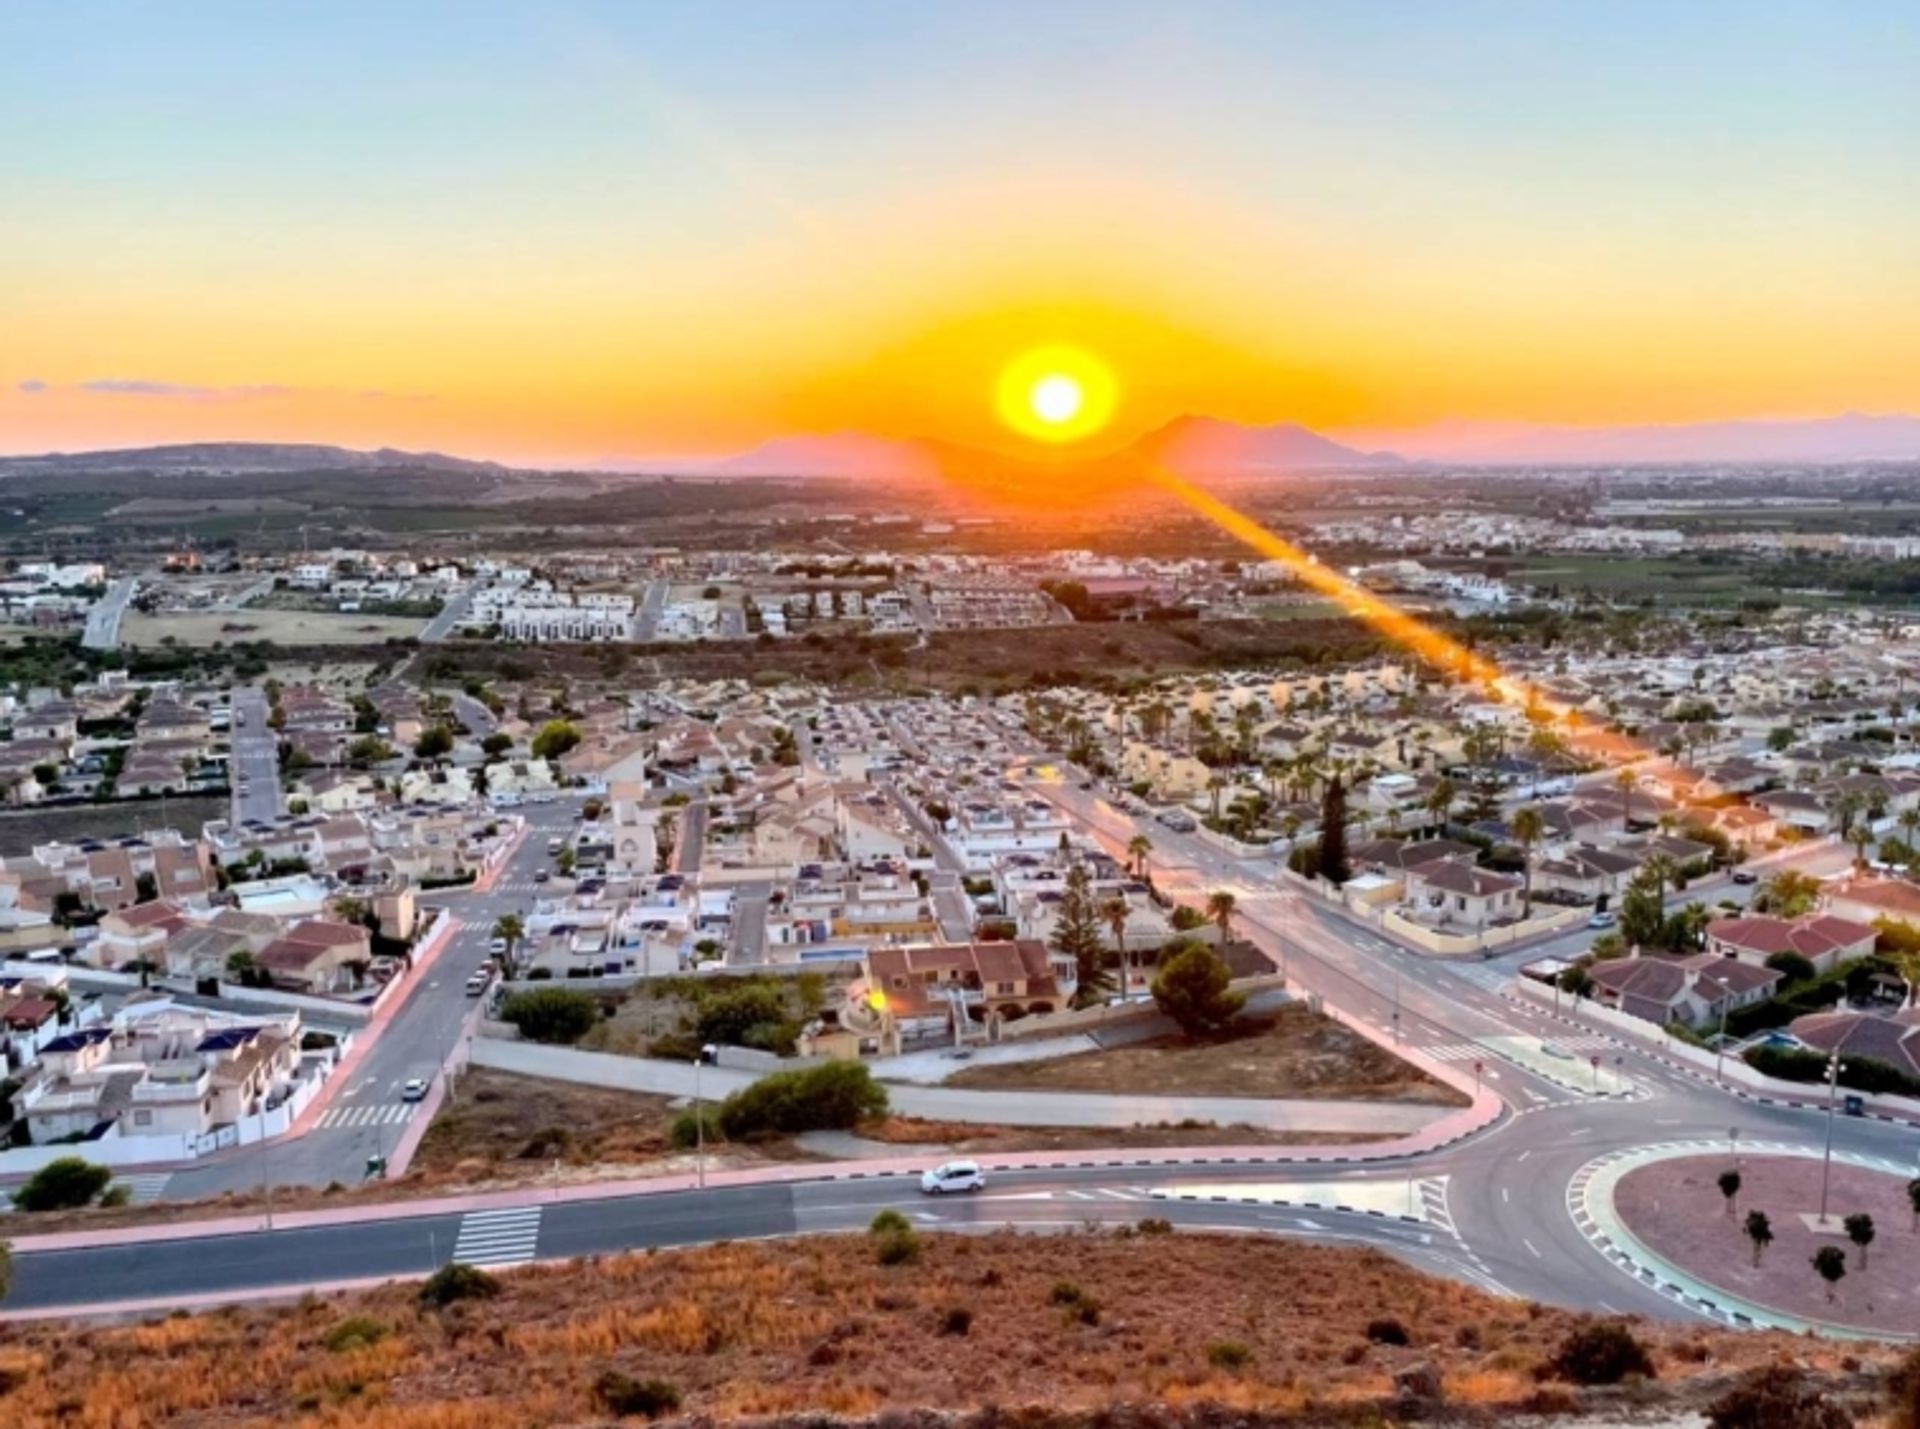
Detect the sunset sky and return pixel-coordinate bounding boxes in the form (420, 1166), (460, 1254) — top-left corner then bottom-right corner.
(5, 2), (1918, 464)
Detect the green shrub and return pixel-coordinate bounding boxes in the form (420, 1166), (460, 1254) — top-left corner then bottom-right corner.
(1136, 1217), (1174, 1236)
(668, 1105), (724, 1150)
(97, 1184), (132, 1208)
(874, 1229), (921, 1266)
(1744, 1045), (1920, 1098)
(869, 1209), (912, 1235)
(1050, 1280), (1086, 1306)
(594, 1371), (681, 1419)
(1365, 1317), (1410, 1346)
(11, 1157), (112, 1212)
(323, 1316), (390, 1353)
(1207, 1340), (1253, 1371)
(716, 1061), (888, 1139)
(1550, 1321), (1655, 1386)
(418, 1262), (500, 1308)
(498, 987), (600, 1045)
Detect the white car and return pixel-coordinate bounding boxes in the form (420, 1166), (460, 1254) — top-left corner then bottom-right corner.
(400, 1077), (429, 1102)
(919, 1160), (985, 1195)
(488, 937), (508, 954)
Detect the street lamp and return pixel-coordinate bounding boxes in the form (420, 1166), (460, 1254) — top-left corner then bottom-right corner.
(693, 1052), (706, 1190)
(1818, 1047), (1847, 1225)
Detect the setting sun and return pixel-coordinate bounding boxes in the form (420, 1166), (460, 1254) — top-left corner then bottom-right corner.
(995, 345), (1118, 445)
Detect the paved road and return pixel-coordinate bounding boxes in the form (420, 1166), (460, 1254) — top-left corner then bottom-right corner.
(81, 577), (137, 651)
(451, 692), (498, 738)
(228, 688), (283, 825)
(730, 880), (771, 965)
(672, 798), (707, 875)
(0, 1170), (1483, 1316)
(420, 584), (476, 643)
(630, 581), (669, 642)
(161, 800), (586, 1198)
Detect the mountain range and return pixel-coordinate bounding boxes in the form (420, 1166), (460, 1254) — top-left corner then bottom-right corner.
(0, 442), (507, 476)
(4, 411), (1917, 480)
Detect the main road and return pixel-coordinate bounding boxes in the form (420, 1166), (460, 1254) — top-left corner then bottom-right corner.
(228, 688), (284, 825)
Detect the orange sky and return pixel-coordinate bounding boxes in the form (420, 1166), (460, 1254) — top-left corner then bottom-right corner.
(6, 5), (1918, 463)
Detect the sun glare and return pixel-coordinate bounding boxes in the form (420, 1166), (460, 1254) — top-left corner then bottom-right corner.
(996, 345), (1117, 444)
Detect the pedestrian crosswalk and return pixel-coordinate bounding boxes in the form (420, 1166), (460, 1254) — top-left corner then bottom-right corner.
(1415, 1177), (1455, 1236)
(1426, 1033), (1616, 1062)
(314, 1102), (416, 1130)
(110, 1172), (172, 1206)
(451, 1206), (542, 1268)
(1060, 1187), (1153, 1203)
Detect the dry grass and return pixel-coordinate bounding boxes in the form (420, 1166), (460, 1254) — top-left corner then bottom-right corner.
(121, 610), (424, 648)
(948, 1005), (1469, 1106)
(852, 1116), (1388, 1151)
(0, 1231), (1897, 1428)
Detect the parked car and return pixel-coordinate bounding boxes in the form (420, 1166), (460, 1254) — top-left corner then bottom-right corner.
(488, 936), (508, 954)
(1731, 869), (1759, 885)
(1587, 911), (1617, 929)
(465, 971), (491, 996)
(532, 869), (550, 883)
(919, 1160), (985, 1195)
(400, 1077), (429, 1102)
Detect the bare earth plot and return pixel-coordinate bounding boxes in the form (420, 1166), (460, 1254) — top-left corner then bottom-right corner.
(1615, 1153), (1920, 1334)
(120, 609), (425, 647)
(946, 1005), (1469, 1107)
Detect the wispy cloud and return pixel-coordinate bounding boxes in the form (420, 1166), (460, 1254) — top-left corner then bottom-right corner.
(80, 378), (294, 400)
(16, 378), (48, 393)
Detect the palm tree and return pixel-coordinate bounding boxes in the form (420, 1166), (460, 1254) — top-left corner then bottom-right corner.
(1717, 1168), (1742, 1217)
(1207, 773), (1227, 822)
(1744, 1209), (1773, 1267)
(1848, 820), (1873, 871)
(492, 913), (525, 971)
(1425, 776), (1456, 837)
(1642, 851), (1679, 906)
(1206, 890), (1237, 943)
(1889, 949), (1920, 1012)
(1898, 806), (1919, 857)
(1844, 1212), (1875, 1270)
(1126, 834), (1153, 878)
(1099, 895), (1130, 991)
(1615, 768), (1640, 829)
(1511, 805), (1545, 915)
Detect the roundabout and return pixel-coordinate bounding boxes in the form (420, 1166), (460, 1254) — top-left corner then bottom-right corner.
(1572, 1141), (1920, 1339)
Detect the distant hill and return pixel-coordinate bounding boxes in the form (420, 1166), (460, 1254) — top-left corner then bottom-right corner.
(1130, 415), (1404, 472)
(0, 442), (508, 476)
(707, 432), (938, 480)
(1344, 412), (1920, 465)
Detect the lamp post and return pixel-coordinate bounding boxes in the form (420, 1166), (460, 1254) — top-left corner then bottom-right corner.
(1713, 993), (1731, 1083)
(693, 1052), (706, 1190)
(1818, 1048), (1846, 1225)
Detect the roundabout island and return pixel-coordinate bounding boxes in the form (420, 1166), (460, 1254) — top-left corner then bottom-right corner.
(1578, 1142), (1920, 1338)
